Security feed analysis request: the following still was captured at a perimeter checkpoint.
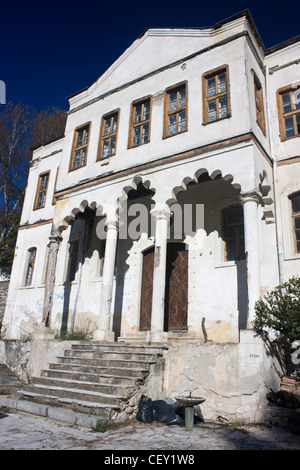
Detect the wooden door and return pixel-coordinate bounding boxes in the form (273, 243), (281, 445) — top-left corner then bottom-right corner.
(139, 247), (154, 331)
(164, 243), (188, 332)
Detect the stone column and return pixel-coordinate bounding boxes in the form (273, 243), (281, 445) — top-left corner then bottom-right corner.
(149, 205), (171, 342)
(241, 192), (261, 328)
(94, 220), (118, 342)
(42, 226), (62, 329)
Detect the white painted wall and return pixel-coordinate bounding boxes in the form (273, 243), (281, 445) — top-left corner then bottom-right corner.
(2, 12), (299, 343)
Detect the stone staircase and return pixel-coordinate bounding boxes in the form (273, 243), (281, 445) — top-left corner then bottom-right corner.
(0, 364), (24, 395)
(16, 342), (167, 423)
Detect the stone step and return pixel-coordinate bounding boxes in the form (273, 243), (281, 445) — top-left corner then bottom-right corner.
(16, 341), (168, 422)
(71, 342), (166, 355)
(42, 368), (143, 385)
(32, 375), (134, 396)
(56, 356), (155, 369)
(48, 362), (147, 378)
(64, 349), (160, 361)
(0, 364), (24, 395)
(16, 391), (117, 419)
(0, 396), (108, 427)
(20, 383), (123, 405)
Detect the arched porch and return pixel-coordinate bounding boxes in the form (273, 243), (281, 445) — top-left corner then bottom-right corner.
(42, 158), (272, 344)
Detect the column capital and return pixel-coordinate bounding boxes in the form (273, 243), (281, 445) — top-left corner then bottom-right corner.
(49, 234), (62, 244)
(49, 225), (63, 243)
(104, 219), (120, 240)
(150, 204), (172, 220)
(240, 190), (261, 205)
(105, 219), (119, 231)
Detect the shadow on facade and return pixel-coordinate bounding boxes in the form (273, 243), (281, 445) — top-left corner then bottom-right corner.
(60, 208), (96, 336)
(59, 176), (249, 337)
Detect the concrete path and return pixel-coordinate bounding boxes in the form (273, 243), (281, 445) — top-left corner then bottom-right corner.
(0, 408), (299, 451)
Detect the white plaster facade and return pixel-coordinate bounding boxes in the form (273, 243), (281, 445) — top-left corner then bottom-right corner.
(1, 10), (299, 422)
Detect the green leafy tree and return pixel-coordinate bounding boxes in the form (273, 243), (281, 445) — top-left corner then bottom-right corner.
(253, 276), (300, 376)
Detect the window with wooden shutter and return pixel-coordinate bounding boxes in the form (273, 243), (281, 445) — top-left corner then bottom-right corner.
(98, 110), (119, 159)
(203, 66), (230, 124)
(70, 123), (90, 170)
(129, 97), (151, 148)
(290, 193), (300, 254)
(24, 247), (37, 286)
(163, 82), (187, 138)
(34, 172), (50, 209)
(277, 85), (300, 141)
(253, 72), (266, 134)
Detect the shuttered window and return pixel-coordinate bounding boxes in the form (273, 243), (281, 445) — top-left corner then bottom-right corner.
(277, 86), (300, 141)
(70, 123), (90, 170)
(203, 66), (230, 124)
(290, 193), (300, 254)
(164, 82), (187, 137)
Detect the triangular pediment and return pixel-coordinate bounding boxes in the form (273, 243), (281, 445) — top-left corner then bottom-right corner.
(68, 11), (255, 110)
(69, 28), (213, 108)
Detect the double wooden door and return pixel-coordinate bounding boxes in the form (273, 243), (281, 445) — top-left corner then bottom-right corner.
(139, 243), (188, 332)
(139, 247), (154, 331)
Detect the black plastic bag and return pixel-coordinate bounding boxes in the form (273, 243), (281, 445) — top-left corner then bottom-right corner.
(136, 395), (153, 423)
(152, 400), (185, 425)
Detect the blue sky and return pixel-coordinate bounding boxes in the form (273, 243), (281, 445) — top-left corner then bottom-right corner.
(1, 0), (299, 111)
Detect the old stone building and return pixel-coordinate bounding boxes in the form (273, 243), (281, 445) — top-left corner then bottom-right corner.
(1, 10), (299, 423)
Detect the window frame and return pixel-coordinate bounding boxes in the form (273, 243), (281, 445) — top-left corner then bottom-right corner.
(33, 171), (50, 210)
(128, 96), (152, 148)
(52, 167), (59, 205)
(222, 206), (245, 262)
(69, 122), (91, 171)
(290, 192), (300, 254)
(24, 247), (37, 287)
(253, 71), (266, 135)
(202, 65), (230, 125)
(97, 109), (120, 160)
(163, 81), (188, 139)
(277, 85), (300, 141)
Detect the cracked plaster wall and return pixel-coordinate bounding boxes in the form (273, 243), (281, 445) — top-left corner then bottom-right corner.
(143, 331), (283, 424)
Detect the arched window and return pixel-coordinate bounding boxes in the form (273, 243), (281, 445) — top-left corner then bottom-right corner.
(24, 247), (37, 286)
(290, 193), (300, 254)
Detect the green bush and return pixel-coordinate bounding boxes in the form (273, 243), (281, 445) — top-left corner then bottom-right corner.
(253, 276), (300, 376)
(56, 330), (90, 341)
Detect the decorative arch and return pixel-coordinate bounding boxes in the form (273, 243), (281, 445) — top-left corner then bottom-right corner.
(165, 167), (241, 207)
(116, 174), (156, 211)
(116, 174), (156, 235)
(54, 199), (105, 235)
